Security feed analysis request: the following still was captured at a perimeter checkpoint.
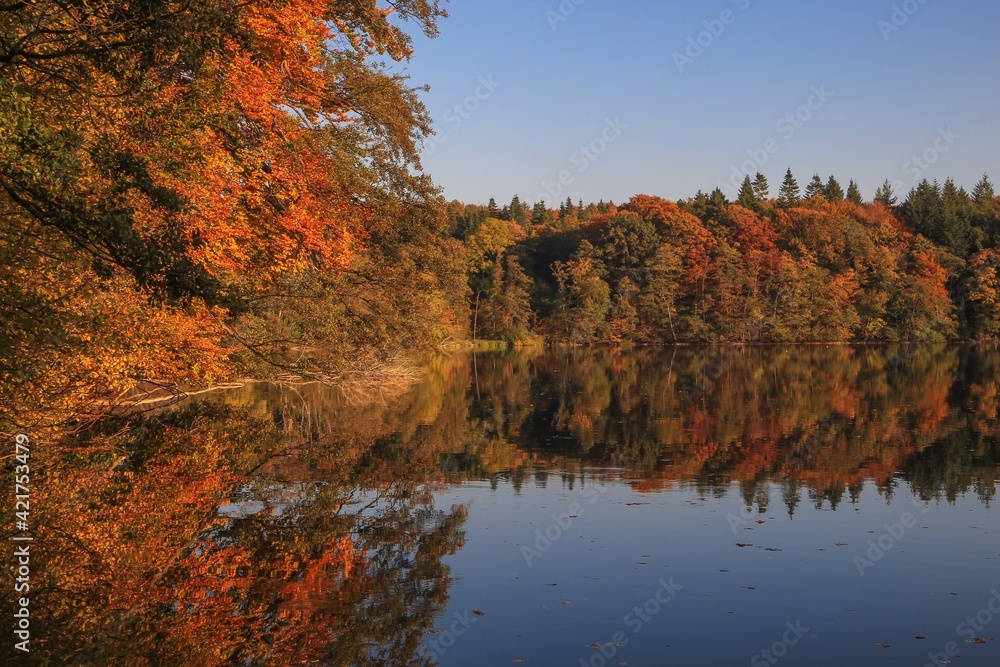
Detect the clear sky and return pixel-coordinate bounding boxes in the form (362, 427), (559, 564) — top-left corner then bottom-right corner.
(401, 0), (1000, 206)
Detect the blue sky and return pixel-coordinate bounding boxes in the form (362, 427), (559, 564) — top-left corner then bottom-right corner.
(401, 0), (1000, 205)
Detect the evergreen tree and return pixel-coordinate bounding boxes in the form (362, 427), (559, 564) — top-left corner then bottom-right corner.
(752, 172), (769, 201)
(778, 168), (801, 208)
(531, 201), (549, 226)
(559, 196), (574, 219)
(972, 174), (996, 206)
(487, 197), (499, 216)
(709, 187), (729, 207)
(684, 190), (710, 220)
(970, 174), (999, 246)
(940, 178), (972, 256)
(874, 180), (897, 206)
(804, 174), (826, 200)
(737, 175), (757, 208)
(824, 175), (845, 202)
(509, 195), (527, 225)
(846, 180), (863, 205)
(902, 180), (944, 245)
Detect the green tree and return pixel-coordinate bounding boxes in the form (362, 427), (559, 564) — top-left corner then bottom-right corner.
(641, 243), (686, 342)
(480, 253), (534, 341)
(752, 172), (770, 201)
(737, 176), (758, 208)
(532, 201), (549, 226)
(509, 195), (528, 225)
(552, 241), (611, 343)
(709, 187), (730, 207)
(805, 174), (826, 200)
(601, 212), (658, 285)
(972, 174), (996, 206)
(825, 176), (845, 202)
(846, 180), (864, 205)
(778, 169), (801, 208)
(874, 180), (897, 206)
(971, 174), (999, 246)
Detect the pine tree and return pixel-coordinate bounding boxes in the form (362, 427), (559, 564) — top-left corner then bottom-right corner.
(709, 187), (729, 207)
(752, 172), (769, 201)
(902, 179), (943, 245)
(560, 196), (574, 219)
(971, 174), (999, 246)
(737, 175), (757, 208)
(874, 180), (897, 206)
(972, 174), (996, 206)
(778, 168), (801, 208)
(846, 180), (863, 204)
(940, 178), (972, 256)
(824, 175), (845, 202)
(509, 195), (527, 225)
(805, 174), (825, 200)
(487, 197), (499, 216)
(531, 201), (549, 226)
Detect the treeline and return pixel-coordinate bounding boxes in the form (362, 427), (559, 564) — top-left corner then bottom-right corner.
(448, 171), (1000, 344)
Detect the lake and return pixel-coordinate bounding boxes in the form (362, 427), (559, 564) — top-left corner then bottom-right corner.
(16, 346), (1000, 666)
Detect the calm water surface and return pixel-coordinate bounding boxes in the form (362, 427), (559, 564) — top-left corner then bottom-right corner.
(13, 346), (1000, 666)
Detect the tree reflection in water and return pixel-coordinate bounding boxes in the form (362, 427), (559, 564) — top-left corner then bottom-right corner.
(9, 345), (1000, 664)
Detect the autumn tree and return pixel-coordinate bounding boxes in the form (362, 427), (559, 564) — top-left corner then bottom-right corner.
(1, 0), (450, 431)
(552, 242), (611, 343)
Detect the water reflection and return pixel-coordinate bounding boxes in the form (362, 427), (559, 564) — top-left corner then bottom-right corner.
(7, 345), (1000, 665)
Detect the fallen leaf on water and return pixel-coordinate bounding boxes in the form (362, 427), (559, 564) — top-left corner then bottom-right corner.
(735, 543), (753, 548)
(914, 636), (926, 640)
(970, 637), (992, 644)
(757, 520), (766, 524)
(875, 643), (891, 648)
(473, 609), (486, 616)
(561, 601), (571, 605)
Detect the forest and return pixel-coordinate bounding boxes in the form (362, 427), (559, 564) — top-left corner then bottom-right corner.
(3, 1), (1000, 434)
(449, 172), (1000, 347)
